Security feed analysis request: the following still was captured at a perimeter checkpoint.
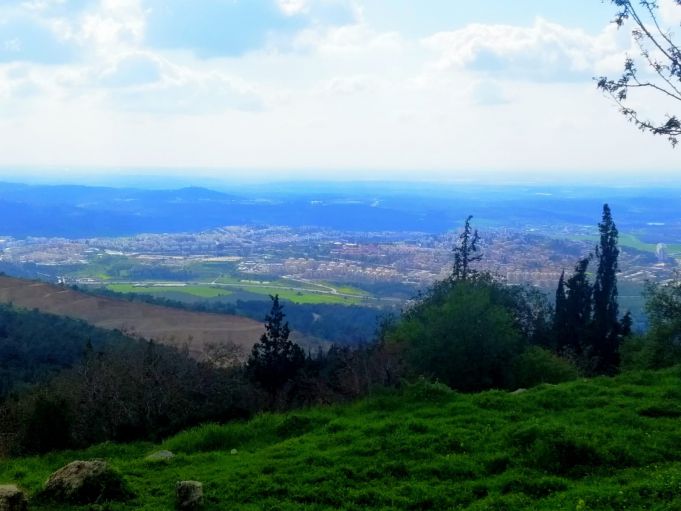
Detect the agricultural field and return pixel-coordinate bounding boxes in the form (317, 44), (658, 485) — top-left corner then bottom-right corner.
(105, 277), (372, 306)
(5, 367), (681, 509)
(0, 275), (264, 359)
(107, 284), (233, 299)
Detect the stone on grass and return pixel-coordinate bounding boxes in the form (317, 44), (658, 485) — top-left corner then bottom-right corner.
(146, 450), (175, 462)
(511, 388), (527, 395)
(230, 449), (238, 455)
(39, 460), (132, 504)
(175, 481), (203, 510)
(0, 485), (28, 511)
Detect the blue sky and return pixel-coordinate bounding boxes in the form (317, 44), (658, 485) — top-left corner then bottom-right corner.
(0, 0), (678, 182)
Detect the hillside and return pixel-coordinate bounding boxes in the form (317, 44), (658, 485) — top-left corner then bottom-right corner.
(4, 367), (681, 510)
(0, 275), (264, 358)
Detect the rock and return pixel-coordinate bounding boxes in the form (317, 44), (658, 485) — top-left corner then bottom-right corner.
(175, 481), (203, 510)
(0, 485), (28, 511)
(230, 449), (238, 455)
(511, 388), (527, 395)
(39, 460), (132, 504)
(146, 450), (175, 461)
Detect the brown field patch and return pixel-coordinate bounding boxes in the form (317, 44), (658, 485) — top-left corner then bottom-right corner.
(0, 275), (265, 359)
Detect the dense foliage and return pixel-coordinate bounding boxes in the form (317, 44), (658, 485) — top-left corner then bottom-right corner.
(387, 278), (561, 391)
(0, 301), (397, 456)
(622, 275), (681, 370)
(553, 205), (630, 374)
(0, 304), (135, 397)
(78, 287), (387, 345)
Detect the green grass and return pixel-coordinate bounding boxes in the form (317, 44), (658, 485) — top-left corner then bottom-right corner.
(5, 367), (681, 509)
(106, 284), (232, 299)
(107, 282), (362, 305)
(239, 286), (364, 305)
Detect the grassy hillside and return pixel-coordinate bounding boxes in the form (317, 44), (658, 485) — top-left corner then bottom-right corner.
(3, 367), (681, 510)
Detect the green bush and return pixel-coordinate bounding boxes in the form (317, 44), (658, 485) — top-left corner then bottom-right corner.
(389, 281), (524, 392)
(512, 347), (579, 388)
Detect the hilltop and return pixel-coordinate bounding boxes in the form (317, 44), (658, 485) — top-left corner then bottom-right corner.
(3, 366), (681, 510)
(0, 275), (264, 358)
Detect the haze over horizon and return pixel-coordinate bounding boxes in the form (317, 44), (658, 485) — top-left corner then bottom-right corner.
(0, 0), (679, 182)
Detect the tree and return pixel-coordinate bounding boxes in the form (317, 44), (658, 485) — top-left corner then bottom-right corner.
(391, 281), (523, 392)
(561, 256), (594, 356)
(632, 275), (681, 368)
(592, 204), (622, 373)
(597, 0), (681, 146)
(247, 295), (305, 399)
(452, 215), (482, 281)
(553, 270), (569, 349)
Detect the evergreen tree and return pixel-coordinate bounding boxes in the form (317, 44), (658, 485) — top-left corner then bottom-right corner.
(247, 295), (305, 399)
(592, 203), (621, 373)
(452, 215), (482, 281)
(562, 256), (593, 356)
(553, 270), (569, 350)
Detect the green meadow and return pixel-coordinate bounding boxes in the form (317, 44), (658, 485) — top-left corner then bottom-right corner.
(107, 279), (369, 305)
(106, 284), (233, 299)
(5, 367), (681, 510)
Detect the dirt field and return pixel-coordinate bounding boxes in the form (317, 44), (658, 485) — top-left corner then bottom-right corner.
(0, 275), (264, 359)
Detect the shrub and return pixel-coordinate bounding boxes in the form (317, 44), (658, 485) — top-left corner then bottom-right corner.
(511, 347), (579, 388)
(389, 281), (524, 392)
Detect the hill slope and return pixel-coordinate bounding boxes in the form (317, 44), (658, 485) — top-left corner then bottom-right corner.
(0, 275), (263, 358)
(3, 367), (681, 510)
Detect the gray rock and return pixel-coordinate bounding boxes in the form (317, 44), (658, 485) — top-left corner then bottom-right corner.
(176, 480), (203, 510)
(0, 485), (28, 511)
(511, 388), (527, 395)
(39, 460), (132, 504)
(146, 450), (175, 461)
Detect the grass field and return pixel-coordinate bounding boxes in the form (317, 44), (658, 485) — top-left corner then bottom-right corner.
(234, 286), (364, 305)
(5, 367), (681, 510)
(112, 279), (369, 305)
(106, 284), (233, 299)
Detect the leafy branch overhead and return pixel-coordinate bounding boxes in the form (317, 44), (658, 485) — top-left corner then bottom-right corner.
(597, 0), (681, 146)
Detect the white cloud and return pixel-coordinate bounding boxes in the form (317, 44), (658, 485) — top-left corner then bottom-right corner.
(277, 0), (309, 16)
(74, 0), (146, 51)
(423, 18), (627, 82)
(294, 23), (402, 54)
(0, 3), (677, 176)
(659, 0), (681, 26)
(95, 52), (266, 113)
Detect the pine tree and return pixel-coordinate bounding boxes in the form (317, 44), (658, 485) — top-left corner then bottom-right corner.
(452, 215), (482, 281)
(592, 203), (621, 373)
(247, 295), (305, 399)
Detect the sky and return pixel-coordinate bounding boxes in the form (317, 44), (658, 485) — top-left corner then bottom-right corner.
(0, 0), (679, 183)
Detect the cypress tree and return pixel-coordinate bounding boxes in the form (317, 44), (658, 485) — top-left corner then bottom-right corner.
(563, 256), (593, 356)
(553, 270), (569, 351)
(592, 203), (621, 373)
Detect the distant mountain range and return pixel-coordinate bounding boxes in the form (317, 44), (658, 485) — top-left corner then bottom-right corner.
(0, 181), (679, 239)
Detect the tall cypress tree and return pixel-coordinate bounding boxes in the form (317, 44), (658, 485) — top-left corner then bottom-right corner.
(592, 203), (621, 373)
(562, 256), (593, 356)
(553, 270), (568, 351)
